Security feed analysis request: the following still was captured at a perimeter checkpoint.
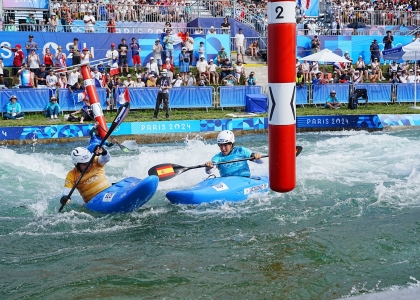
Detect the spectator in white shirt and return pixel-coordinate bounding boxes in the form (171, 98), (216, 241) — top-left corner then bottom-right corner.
(146, 57), (159, 76)
(46, 69), (58, 88)
(67, 67), (81, 87)
(83, 10), (96, 33)
(172, 73), (183, 87)
(196, 57), (209, 77)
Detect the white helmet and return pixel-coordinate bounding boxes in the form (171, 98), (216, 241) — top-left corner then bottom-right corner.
(71, 147), (92, 165)
(217, 130), (235, 144)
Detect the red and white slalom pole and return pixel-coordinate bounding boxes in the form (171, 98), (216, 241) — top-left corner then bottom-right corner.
(80, 64), (107, 139)
(267, 0), (297, 192)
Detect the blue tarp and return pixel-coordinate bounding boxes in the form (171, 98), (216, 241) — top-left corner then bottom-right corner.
(245, 94), (267, 113)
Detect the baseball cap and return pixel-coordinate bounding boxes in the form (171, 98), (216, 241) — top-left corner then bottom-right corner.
(40, 64), (46, 67)
(182, 47), (187, 50)
(29, 34), (34, 38)
(225, 57), (229, 60)
(127, 74), (132, 77)
(150, 57), (155, 60)
(166, 58), (170, 61)
(330, 90), (336, 93)
(50, 95), (57, 100)
(210, 26), (214, 29)
(209, 59), (213, 62)
(82, 47), (88, 51)
(99, 61), (103, 65)
(10, 95), (17, 100)
(15, 44), (22, 48)
(155, 39), (160, 42)
(111, 43), (115, 47)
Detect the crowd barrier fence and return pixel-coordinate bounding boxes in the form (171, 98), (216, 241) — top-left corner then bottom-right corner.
(297, 83), (399, 106)
(1, 85), (260, 113)
(2, 83), (418, 114)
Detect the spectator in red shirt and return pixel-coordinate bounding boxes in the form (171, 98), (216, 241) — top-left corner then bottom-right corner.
(2, 44), (25, 85)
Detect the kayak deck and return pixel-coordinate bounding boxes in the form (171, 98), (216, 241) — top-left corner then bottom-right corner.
(86, 176), (159, 213)
(166, 176), (269, 205)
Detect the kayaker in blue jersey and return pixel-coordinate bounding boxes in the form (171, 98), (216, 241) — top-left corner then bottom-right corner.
(87, 122), (118, 153)
(205, 130), (262, 177)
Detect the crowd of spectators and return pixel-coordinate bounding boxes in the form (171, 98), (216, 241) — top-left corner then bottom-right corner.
(326, 0), (420, 28)
(0, 30), (259, 117)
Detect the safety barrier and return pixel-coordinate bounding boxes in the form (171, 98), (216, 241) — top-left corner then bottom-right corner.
(114, 86), (214, 110)
(3, 83), (416, 114)
(59, 88), (107, 111)
(218, 85), (263, 108)
(297, 83), (396, 106)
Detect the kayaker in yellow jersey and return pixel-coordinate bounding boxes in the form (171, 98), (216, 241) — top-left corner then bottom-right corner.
(205, 130), (262, 177)
(60, 146), (111, 206)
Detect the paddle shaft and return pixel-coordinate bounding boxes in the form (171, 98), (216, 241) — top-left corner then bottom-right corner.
(59, 103), (130, 212)
(187, 155), (269, 171)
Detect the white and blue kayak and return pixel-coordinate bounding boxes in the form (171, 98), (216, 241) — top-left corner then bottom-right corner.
(166, 176), (270, 205)
(85, 176), (159, 213)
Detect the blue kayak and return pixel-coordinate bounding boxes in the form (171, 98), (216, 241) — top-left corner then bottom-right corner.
(85, 176), (159, 213)
(166, 176), (270, 205)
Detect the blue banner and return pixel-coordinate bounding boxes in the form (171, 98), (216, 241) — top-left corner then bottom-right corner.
(312, 84), (350, 105)
(297, 115), (383, 129)
(354, 83), (393, 103)
(219, 86), (263, 107)
(0, 88), (50, 112)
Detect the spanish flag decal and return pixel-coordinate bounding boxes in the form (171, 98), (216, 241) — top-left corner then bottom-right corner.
(156, 165), (175, 177)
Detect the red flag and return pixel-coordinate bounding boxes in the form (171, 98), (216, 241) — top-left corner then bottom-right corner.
(123, 87), (130, 103)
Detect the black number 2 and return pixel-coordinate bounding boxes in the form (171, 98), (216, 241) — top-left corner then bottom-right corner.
(275, 6), (284, 19)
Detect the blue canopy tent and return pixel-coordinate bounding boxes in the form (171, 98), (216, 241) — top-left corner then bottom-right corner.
(383, 39), (420, 108)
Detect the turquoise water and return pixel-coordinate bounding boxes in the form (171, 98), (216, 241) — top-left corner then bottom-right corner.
(1, 130), (420, 299)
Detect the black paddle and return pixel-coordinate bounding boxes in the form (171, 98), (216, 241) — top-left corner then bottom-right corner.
(148, 146), (303, 182)
(59, 102), (130, 212)
(95, 123), (130, 152)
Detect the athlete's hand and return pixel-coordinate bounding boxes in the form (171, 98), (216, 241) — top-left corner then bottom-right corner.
(205, 161), (214, 168)
(94, 145), (108, 156)
(252, 153), (262, 160)
(60, 195), (70, 206)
